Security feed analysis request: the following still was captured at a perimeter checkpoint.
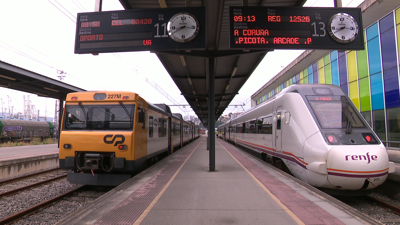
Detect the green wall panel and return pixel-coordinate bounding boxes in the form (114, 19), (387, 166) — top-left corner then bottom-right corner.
(359, 77), (371, 112)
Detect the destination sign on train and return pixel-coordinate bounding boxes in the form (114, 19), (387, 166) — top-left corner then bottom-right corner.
(75, 7), (205, 54)
(229, 7), (364, 50)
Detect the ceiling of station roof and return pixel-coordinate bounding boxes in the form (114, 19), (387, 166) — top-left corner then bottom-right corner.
(0, 60), (85, 100)
(119, 0), (306, 126)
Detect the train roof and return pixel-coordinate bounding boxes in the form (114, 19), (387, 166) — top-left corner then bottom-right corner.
(219, 84), (347, 127)
(66, 91), (199, 122)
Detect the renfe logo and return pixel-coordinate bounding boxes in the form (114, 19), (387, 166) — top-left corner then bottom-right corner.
(345, 152), (377, 164)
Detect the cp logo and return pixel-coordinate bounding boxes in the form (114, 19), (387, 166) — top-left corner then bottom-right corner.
(104, 134), (125, 146)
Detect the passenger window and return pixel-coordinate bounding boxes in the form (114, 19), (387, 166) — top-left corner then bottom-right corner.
(158, 118), (166, 137)
(138, 107), (145, 129)
(149, 116), (153, 138)
(249, 120), (257, 133)
(245, 122), (251, 133)
(261, 117), (272, 134)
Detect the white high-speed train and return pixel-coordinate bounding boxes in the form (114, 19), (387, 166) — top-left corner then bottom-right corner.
(218, 84), (395, 193)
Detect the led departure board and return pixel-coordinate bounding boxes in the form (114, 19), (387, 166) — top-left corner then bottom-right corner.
(75, 7), (205, 54)
(229, 7), (363, 50)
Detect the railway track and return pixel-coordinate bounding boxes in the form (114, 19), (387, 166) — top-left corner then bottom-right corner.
(0, 186), (85, 225)
(0, 168), (61, 185)
(0, 169), (112, 225)
(335, 194), (400, 224)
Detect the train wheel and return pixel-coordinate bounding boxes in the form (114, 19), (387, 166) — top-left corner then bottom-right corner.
(261, 153), (267, 162)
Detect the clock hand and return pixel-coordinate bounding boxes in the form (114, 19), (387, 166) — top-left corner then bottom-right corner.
(334, 26), (346, 34)
(172, 25), (186, 34)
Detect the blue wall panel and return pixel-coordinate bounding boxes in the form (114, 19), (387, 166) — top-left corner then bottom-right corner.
(379, 13), (394, 34)
(331, 51), (339, 86)
(383, 68), (400, 108)
(308, 65), (313, 83)
(370, 73), (385, 110)
(380, 29), (398, 70)
(367, 23), (379, 41)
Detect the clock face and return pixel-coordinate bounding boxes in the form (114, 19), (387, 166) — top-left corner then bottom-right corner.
(167, 13), (199, 43)
(328, 13), (359, 43)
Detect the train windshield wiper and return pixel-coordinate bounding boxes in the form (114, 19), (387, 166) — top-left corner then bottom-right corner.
(119, 102), (132, 121)
(346, 111), (353, 134)
(78, 102), (89, 122)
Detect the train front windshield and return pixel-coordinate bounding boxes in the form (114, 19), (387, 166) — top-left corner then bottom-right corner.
(64, 103), (135, 130)
(307, 96), (366, 129)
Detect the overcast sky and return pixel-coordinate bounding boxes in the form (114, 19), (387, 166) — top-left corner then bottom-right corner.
(0, 0), (364, 120)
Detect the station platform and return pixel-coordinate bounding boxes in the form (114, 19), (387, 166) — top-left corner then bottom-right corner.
(0, 144), (59, 180)
(58, 136), (379, 225)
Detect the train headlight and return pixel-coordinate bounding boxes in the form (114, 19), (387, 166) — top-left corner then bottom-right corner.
(118, 145), (128, 150)
(63, 144), (72, 150)
(362, 133), (378, 144)
(325, 134), (339, 145)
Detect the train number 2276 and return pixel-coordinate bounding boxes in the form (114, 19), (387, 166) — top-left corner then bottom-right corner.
(107, 94), (121, 99)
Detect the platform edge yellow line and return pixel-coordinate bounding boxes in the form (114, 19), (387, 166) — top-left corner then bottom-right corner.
(217, 140), (305, 225)
(133, 137), (204, 225)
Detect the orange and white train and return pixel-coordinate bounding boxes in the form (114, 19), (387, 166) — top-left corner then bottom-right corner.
(59, 91), (199, 186)
(218, 84), (395, 194)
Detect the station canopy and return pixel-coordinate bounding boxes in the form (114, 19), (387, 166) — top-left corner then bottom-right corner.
(119, 0), (307, 126)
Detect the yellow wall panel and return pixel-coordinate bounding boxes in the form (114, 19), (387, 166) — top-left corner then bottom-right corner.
(347, 51), (358, 82)
(349, 81), (360, 110)
(318, 58), (325, 83)
(300, 71), (304, 84)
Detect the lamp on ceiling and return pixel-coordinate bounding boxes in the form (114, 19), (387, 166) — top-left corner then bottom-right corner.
(180, 55), (186, 67)
(0, 74), (16, 81)
(231, 66), (238, 77)
(43, 87), (59, 92)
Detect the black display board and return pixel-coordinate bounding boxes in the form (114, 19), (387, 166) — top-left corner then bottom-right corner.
(229, 7), (364, 50)
(75, 7), (205, 54)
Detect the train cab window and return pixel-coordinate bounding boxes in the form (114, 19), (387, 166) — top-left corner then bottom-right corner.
(277, 113), (281, 130)
(149, 116), (153, 138)
(308, 96), (367, 129)
(64, 104), (134, 131)
(260, 116), (272, 134)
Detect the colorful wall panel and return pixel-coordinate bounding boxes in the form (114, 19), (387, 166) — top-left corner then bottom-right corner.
(255, 6), (400, 146)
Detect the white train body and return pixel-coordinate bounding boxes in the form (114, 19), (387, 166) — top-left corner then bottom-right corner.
(219, 84), (395, 191)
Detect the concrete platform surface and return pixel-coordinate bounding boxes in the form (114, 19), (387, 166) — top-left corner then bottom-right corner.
(0, 144), (58, 162)
(57, 137), (380, 225)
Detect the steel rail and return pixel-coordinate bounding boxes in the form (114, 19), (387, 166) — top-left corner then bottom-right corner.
(0, 168), (60, 185)
(0, 174), (67, 197)
(0, 186), (85, 225)
(366, 195), (400, 216)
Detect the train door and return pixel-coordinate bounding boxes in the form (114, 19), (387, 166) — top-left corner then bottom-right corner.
(275, 108), (282, 152)
(168, 117), (172, 154)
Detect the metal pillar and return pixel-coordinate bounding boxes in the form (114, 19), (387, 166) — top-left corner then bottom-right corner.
(209, 56), (215, 171)
(334, 0), (342, 7)
(57, 97), (63, 148)
(95, 0), (103, 12)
